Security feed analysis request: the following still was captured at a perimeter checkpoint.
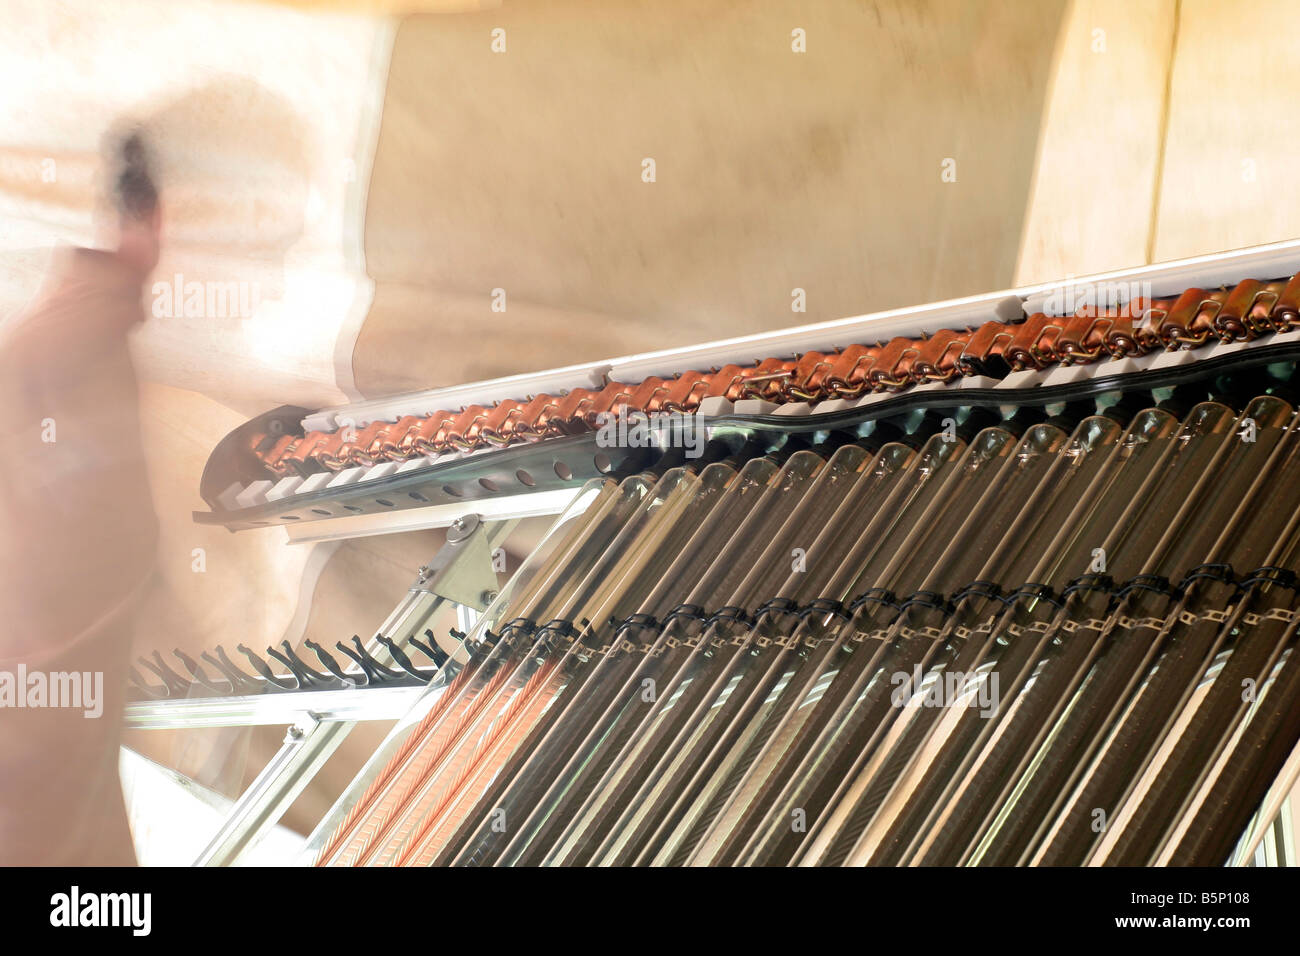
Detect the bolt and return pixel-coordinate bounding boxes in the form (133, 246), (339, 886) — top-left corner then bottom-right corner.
(416, 565), (431, 579)
(446, 513), (478, 543)
(481, 589), (499, 605)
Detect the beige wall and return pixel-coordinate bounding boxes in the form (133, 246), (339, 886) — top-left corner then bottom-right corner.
(1016, 0), (1300, 284)
(1154, 0), (1300, 261)
(354, 0), (1067, 396)
(1013, 0), (1177, 282)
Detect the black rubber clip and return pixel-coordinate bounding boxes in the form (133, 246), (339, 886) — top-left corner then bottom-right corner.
(237, 643), (298, 690)
(410, 630), (452, 668)
(172, 648), (234, 695)
(1240, 565), (1299, 592)
(613, 613), (661, 639)
(376, 635), (436, 681)
(899, 590), (953, 615)
(756, 597), (802, 620)
(953, 580), (1005, 606)
(128, 666), (169, 699)
(267, 641), (336, 689)
(848, 588), (899, 614)
(334, 635), (404, 685)
(203, 645), (266, 694)
(663, 603), (709, 627)
(305, 640), (356, 685)
(1177, 562), (1238, 594)
(1116, 573), (1176, 602)
(799, 597), (851, 622)
(709, 605), (754, 629)
(495, 618), (538, 644)
(137, 649), (193, 697)
(1061, 574), (1112, 602)
(536, 618), (581, 650)
(1009, 581), (1064, 610)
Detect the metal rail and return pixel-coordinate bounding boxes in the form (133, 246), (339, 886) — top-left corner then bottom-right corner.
(126, 685), (428, 730)
(135, 511), (513, 866)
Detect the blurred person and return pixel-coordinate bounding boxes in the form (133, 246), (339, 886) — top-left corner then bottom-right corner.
(0, 76), (313, 864)
(0, 73), (317, 864)
(119, 78), (312, 807)
(0, 129), (162, 865)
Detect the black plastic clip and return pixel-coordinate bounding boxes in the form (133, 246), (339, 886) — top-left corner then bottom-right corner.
(138, 650), (193, 697)
(1009, 581), (1065, 610)
(1177, 562), (1238, 594)
(755, 597), (802, 621)
(335, 635), (404, 685)
(203, 646), (266, 694)
(410, 630), (451, 668)
(536, 618), (581, 651)
(376, 636), (437, 681)
(1240, 565), (1299, 592)
(267, 641), (336, 689)
(899, 590), (953, 616)
(613, 613), (661, 639)
(799, 597), (851, 622)
(663, 604), (709, 628)
(1116, 573), (1176, 602)
(848, 588), (899, 614)
(953, 580), (1005, 606)
(173, 648), (234, 695)
(237, 643), (298, 690)
(495, 618), (538, 645)
(709, 605), (754, 630)
(305, 640), (356, 685)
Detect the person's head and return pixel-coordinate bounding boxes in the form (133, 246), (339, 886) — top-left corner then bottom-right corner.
(100, 77), (312, 295)
(103, 126), (162, 278)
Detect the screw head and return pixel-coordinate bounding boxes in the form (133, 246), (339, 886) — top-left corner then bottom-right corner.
(445, 513), (479, 543)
